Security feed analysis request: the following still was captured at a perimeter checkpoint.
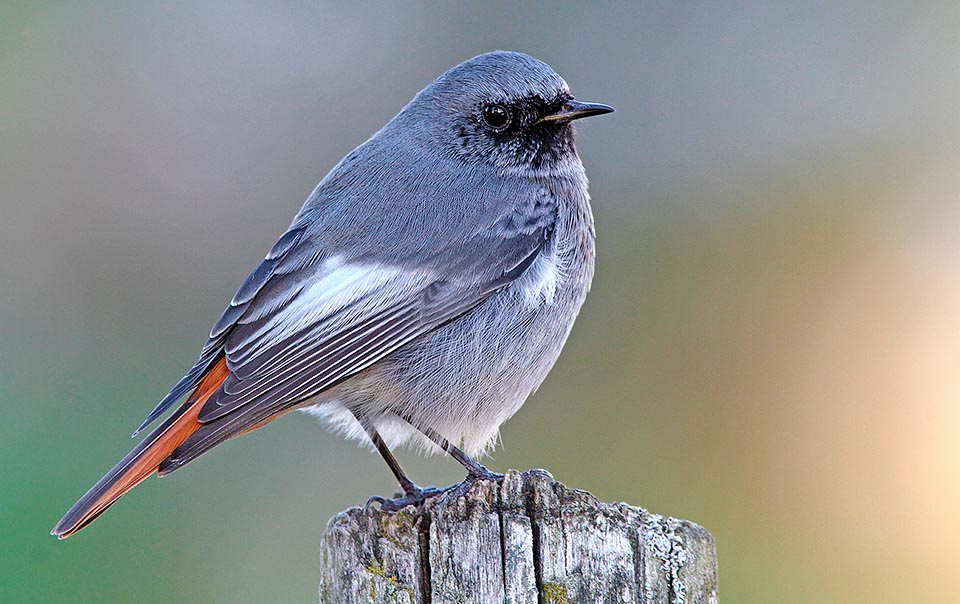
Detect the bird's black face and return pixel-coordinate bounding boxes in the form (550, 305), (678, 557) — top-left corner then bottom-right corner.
(407, 51), (613, 174)
(448, 92), (576, 171)
(454, 92), (614, 173)
(473, 93), (575, 171)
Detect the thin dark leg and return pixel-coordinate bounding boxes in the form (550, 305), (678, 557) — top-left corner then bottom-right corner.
(352, 411), (444, 511)
(396, 413), (503, 484)
(413, 423), (503, 480)
(353, 413), (419, 495)
(395, 417), (504, 512)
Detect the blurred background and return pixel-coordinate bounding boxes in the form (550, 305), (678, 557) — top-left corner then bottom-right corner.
(2, 2), (959, 602)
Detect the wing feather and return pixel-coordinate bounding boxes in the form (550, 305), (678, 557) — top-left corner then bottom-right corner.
(157, 249), (540, 473)
(137, 185), (551, 453)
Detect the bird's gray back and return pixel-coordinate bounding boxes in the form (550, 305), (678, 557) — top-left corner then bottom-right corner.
(292, 129), (556, 277)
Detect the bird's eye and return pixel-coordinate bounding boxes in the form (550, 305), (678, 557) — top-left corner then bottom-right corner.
(481, 104), (511, 131)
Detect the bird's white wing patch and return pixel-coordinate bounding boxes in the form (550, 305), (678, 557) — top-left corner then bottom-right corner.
(226, 257), (425, 367)
(516, 250), (560, 307)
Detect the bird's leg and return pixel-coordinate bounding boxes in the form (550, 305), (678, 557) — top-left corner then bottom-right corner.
(353, 412), (443, 511)
(404, 421), (505, 512)
(413, 422), (504, 482)
(362, 422), (417, 495)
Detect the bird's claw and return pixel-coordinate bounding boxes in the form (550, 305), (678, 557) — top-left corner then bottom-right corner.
(432, 466), (505, 514)
(466, 466), (505, 483)
(364, 485), (445, 512)
(365, 467), (505, 514)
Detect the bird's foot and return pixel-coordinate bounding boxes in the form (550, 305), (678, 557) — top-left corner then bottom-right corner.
(432, 466), (504, 514)
(365, 484), (445, 512)
(365, 467), (504, 513)
(466, 465), (505, 483)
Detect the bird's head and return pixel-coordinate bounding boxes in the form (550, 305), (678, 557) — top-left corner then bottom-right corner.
(399, 51), (613, 174)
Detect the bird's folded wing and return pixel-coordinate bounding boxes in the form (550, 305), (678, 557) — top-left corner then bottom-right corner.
(136, 218), (546, 445)
(202, 262), (488, 422)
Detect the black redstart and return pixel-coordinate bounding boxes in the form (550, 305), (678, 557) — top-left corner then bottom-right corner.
(53, 50), (613, 538)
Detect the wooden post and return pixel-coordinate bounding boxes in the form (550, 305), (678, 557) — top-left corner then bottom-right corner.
(319, 469), (718, 603)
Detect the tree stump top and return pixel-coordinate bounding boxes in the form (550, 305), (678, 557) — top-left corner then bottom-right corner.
(319, 469), (718, 604)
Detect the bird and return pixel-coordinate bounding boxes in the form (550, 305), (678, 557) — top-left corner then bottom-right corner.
(52, 50), (613, 539)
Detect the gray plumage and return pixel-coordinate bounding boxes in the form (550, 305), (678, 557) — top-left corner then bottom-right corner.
(54, 51), (611, 538)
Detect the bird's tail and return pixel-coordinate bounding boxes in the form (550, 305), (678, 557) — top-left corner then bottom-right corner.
(51, 358), (230, 539)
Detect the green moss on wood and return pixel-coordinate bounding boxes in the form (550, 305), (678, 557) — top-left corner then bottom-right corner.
(543, 582), (570, 604)
(365, 562), (414, 603)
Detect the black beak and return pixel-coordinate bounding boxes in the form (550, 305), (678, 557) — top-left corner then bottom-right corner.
(536, 99), (615, 125)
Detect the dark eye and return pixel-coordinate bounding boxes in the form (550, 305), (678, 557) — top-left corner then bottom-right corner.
(481, 103), (511, 130)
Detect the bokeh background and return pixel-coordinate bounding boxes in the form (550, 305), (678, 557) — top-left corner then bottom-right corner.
(3, 2), (959, 602)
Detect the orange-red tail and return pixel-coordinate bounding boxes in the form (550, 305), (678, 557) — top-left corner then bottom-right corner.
(51, 358), (230, 539)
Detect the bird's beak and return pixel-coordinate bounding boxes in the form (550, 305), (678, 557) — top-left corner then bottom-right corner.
(536, 99), (615, 125)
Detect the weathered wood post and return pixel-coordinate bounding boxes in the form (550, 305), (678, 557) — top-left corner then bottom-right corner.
(319, 469), (718, 603)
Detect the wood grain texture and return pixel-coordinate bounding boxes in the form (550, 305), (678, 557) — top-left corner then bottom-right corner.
(319, 469), (718, 604)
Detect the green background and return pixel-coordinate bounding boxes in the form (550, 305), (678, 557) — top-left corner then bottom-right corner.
(3, 2), (959, 602)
